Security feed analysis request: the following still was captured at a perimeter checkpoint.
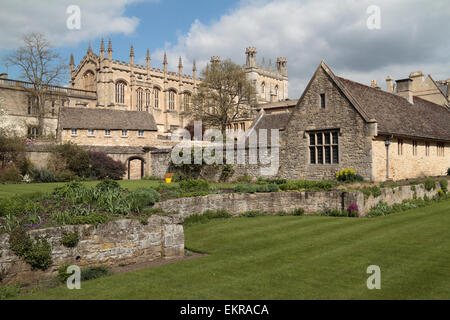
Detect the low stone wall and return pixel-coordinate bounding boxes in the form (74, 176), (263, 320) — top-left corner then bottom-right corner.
(155, 191), (362, 218)
(0, 215), (184, 285)
(361, 182), (441, 215)
(154, 181), (444, 218)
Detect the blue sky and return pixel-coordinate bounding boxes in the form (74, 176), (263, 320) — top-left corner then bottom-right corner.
(1, 0), (449, 97)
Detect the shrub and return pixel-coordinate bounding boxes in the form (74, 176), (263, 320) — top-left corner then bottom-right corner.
(179, 179), (210, 192)
(203, 209), (232, 219)
(267, 184), (279, 192)
(0, 284), (21, 300)
(57, 264), (72, 284)
(51, 143), (90, 178)
(81, 266), (111, 281)
(439, 180), (448, 193)
(87, 151), (126, 180)
(61, 230), (79, 248)
(0, 167), (21, 182)
(336, 169), (364, 182)
(143, 175), (161, 181)
(127, 188), (160, 212)
(219, 164), (234, 182)
(235, 175), (252, 183)
(438, 189), (445, 197)
(240, 210), (267, 217)
(347, 203), (359, 217)
(291, 208), (305, 216)
(172, 172), (186, 182)
(234, 184), (258, 193)
(9, 228), (52, 270)
(424, 178), (436, 191)
(447, 168), (450, 176)
(55, 170), (79, 182)
(31, 167), (56, 183)
(95, 179), (123, 193)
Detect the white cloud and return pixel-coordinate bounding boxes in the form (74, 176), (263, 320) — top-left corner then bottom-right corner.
(154, 0), (450, 98)
(0, 0), (156, 49)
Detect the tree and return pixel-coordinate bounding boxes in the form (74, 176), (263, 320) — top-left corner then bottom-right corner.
(4, 33), (67, 135)
(182, 59), (257, 135)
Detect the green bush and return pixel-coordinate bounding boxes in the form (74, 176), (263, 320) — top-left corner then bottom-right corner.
(55, 170), (79, 182)
(61, 230), (79, 248)
(279, 179), (335, 191)
(179, 179), (210, 192)
(81, 266), (112, 281)
(9, 229), (52, 270)
(235, 175), (253, 183)
(127, 188), (160, 211)
(57, 264), (72, 283)
(143, 175), (161, 181)
(0, 167), (22, 182)
(240, 210), (267, 218)
(30, 167), (56, 183)
(335, 169), (364, 182)
(0, 284), (21, 300)
(96, 179), (123, 193)
(172, 172), (186, 182)
(439, 180), (448, 193)
(219, 164), (234, 182)
(184, 209), (232, 227)
(424, 178), (436, 191)
(291, 208), (305, 216)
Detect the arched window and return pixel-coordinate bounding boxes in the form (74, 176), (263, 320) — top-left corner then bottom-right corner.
(261, 82), (265, 95)
(115, 81), (126, 104)
(136, 88), (143, 111)
(153, 88), (160, 108)
(83, 70), (95, 91)
(274, 85), (279, 99)
(169, 90), (176, 110)
(145, 90), (151, 111)
(183, 93), (191, 111)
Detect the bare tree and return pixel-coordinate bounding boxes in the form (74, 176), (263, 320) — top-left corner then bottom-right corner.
(4, 33), (67, 136)
(182, 59), (257, 135)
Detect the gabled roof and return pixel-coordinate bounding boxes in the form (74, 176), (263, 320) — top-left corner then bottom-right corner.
(59, 107), (158, 131)
(244, 111), (290, 147)
(304, 61), (450, 142)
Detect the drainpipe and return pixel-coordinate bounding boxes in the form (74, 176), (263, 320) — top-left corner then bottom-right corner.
(384, 138), (391, 180)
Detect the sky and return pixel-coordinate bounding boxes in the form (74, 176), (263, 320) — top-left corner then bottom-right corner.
(0, 0), (449, 98)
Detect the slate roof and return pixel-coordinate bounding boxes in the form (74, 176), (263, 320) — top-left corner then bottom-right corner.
(59, 107), (158, 131)
(244, 112), (291, 147)
(336, 76), (450, 141)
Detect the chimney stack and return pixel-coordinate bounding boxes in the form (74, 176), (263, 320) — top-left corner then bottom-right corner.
(396, 78), (414, 104)
(371, 80), (381, 89)
(386, 76), (394, 93)
(409, 71), (424, 92)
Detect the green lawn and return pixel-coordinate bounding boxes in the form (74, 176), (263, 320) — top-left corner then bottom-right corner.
(17, 200), (450, 300)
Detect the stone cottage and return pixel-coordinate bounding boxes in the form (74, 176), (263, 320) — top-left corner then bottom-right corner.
(275, 61), (450, 181)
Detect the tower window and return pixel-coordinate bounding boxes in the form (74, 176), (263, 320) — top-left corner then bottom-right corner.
(154, 88), (160, 108)
(169, 90), (176, 110)
(136, 88), (143, 111)
(115, 81), (126, 104)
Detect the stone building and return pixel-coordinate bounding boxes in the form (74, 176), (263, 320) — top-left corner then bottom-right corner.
(276, 61), (450, 181)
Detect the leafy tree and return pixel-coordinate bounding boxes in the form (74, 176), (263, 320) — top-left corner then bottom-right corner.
(4, 33), (67, 135)
(182, 59), (257, 134)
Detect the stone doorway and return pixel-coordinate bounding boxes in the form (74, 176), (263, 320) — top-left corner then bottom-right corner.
(127, 156), (145, 180)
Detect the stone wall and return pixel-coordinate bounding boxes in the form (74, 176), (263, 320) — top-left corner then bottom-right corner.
(155, 191), (361, 217)
(361, 181), (442, 214)
(372, 137), (450, 181)
(0, 215), (184, 285)
(278, 65), (375, 181)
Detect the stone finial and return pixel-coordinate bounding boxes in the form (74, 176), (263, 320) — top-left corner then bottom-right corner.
(100, 39), (105, 59)
(146, 49), (151, 69)
(69, 54), (74, 72)
(192, 60), (197, 72)
(261, 57), (265, 68)
(130, 44), (134, 57)
(107, 39), (112, 60)
(178, 56), (183, 76)
(163, 52), (168, 73)
(87, 43), (92, 54)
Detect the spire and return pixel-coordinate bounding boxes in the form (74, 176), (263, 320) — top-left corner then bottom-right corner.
(146, 49), (151, 69)
(87, 43), (92, 54)
(192, 59), (197, 85)
(163, 52), (168, 73)
(262, 57), (265, 68)
(178, 56), (183, 76)
(107, 39), (112, 60)
(69, 53), (74, 72)
(100, 39), (105, 59)
(130, 44), (134, 66)
(192, 60), (197, 72)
